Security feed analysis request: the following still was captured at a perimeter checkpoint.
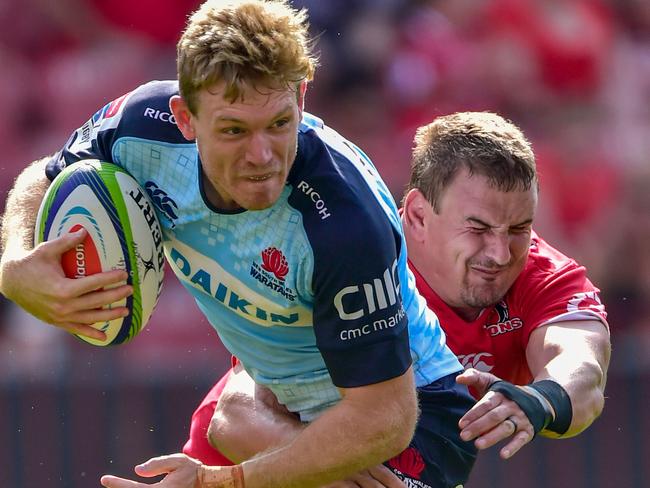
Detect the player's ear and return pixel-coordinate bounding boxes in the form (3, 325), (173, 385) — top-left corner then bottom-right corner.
(170, 95), (196, 141)
(402, 189), (429, 241)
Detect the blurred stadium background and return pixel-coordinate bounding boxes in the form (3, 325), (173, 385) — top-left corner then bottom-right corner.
(0, 0), (648, 486)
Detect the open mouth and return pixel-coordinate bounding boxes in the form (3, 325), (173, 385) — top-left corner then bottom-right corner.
(247, 173), (274, 182)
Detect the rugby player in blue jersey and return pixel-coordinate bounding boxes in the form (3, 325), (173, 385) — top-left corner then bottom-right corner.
(0, 1), (476, 487)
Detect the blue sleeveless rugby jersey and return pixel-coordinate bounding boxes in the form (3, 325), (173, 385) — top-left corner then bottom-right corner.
(47, 80), (461, 420)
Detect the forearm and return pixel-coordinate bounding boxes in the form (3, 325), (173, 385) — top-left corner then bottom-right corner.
(1, 158), (50, 255)
(0, 158), (50, 292)
(536, 350), (609, 438)
(531, 323), (611, 438)
(239, 373), (417, 488)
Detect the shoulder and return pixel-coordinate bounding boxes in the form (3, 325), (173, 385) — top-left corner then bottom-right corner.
(105, 80), (186, 144)
(517, 233), (585, 288)
(289, 113), (400, 243)
(510, 232), (607, 324)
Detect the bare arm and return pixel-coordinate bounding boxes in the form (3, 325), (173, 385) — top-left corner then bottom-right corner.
(208, 362), (303, 463)
(526, 319), (610, 437)
(102, 368), (417, 488)
(457, 319), (610, 459)
(209, 364), (407, 487)
(0, 158), (133, 339)
(0, 157), (51, 258)
(235, 367), (416, 487)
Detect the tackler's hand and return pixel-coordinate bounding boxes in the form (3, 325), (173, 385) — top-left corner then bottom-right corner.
(457, 369), (535, 460)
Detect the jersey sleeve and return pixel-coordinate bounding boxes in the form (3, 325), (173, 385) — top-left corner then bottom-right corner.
(517, 252), (608, 347)
(290, 128), (413, 389)
(45, 80), (183, 181)
(311, 210), (411, 388)
(45, 91), (131, 181)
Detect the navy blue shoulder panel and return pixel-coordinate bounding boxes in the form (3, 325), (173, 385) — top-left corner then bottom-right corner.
(46, 80), (186, 180)
(288, 127), (411, 388)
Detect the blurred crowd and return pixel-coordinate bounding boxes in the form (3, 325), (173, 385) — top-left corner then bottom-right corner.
(0, 0), (648, 381)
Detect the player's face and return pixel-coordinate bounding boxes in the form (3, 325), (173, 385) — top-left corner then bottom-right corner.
(423, 169), (537, 320)
(172, 81), (303, 211)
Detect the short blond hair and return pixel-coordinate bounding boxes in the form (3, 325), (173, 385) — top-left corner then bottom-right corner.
(406, 112), (537, 212)
(177, 0), (317, 113)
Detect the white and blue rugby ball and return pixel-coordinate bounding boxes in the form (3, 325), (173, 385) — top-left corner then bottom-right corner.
(35, 160), (165, 346)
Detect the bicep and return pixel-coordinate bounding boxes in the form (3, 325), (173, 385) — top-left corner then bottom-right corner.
(526, 320), (611, 383)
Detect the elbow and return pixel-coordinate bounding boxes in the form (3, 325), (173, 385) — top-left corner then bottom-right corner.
(207, 394), (250, 462)
(559, 363), (608, 438)
(382, 391), (419, 459)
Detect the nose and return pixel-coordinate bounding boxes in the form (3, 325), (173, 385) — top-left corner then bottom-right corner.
(245, 132), (273, 166)
(484, 232), (511, 267)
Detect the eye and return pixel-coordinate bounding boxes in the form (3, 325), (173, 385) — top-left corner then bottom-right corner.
(468, 226), (488, 234)
(510, 226), (531, 235)
(221, 126), (245, 136)
(272, 118), (290, 129)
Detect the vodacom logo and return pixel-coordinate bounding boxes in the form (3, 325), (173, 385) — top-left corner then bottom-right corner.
(457, 352), (494, 372)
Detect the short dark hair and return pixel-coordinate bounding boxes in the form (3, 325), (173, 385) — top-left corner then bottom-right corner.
(405, 112), (537, 212)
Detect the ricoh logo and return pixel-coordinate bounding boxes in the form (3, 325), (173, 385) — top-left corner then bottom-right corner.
(334, 260), (400, 321)
(297, 180), (331, 220)
(144, 107), (176, 124)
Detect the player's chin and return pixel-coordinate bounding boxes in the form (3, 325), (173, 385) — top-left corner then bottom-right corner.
(239, 187), (284, 210)
(464, 285), (505, 309)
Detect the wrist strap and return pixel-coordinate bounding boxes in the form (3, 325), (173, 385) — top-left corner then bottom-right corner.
(488, 380), (552, 436)
(529, 380), (573, 435)
(196, 465), (245, 488)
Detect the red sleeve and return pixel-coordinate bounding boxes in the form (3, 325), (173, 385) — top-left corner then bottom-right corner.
(513, 238), (608, 349)
(182, 369), (235, 466)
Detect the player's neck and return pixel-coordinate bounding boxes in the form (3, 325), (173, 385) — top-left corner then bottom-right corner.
(450, 305), (483, 322)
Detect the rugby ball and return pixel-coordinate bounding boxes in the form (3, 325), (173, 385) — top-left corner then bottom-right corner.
(35, 160), (165, 346)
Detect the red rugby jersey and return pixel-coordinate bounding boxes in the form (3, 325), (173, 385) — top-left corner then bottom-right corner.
(410, 232), (608, 386)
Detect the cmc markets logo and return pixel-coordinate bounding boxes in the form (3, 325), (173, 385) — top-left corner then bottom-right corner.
(457, 352), (494, 372)
(484, 301), (523, 337)
(388, 447), (425, 480)
(250, 247), (296, 301)
(334, 260), (400, 321)
(144, 181), (178, 227)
